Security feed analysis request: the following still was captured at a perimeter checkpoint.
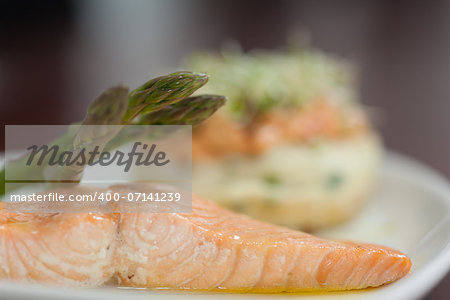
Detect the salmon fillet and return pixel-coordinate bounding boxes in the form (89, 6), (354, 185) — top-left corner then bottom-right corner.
(0, 184), (411, 291)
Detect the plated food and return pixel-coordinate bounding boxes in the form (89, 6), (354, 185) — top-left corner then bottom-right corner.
(188, 49), (382, 229)
(0, 184), (411, 291)
(0, 70), (411, 294)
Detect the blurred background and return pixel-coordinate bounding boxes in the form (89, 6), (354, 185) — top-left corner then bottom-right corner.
(0, 0), (449, 298)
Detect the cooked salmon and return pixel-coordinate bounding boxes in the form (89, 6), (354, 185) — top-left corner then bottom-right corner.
(113, 184), (411, 291)
(0, 184), (411, 291)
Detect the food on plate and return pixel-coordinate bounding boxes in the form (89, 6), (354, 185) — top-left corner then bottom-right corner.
(0, 70), (409, 293)
(188, 48), (382, 229)
(0, 184), (411, 291)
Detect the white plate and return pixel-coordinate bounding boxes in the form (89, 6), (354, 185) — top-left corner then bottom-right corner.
(0, 152), (449, 300)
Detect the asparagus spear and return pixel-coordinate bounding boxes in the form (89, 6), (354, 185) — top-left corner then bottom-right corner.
(1, 72), (222, 196)
(83, 85), (130, 125)
(75, 72), (213, 156)
(135, 94), (227, 125)
(123, 72), (208, 123)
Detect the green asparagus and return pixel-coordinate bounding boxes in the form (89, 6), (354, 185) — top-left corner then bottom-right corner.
(123, 72), (209, 123)
(136, 94), (226, 125)
(1, 71), (224, 196)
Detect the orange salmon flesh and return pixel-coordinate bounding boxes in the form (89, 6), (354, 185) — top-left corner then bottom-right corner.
(0, 184), (411, 291)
